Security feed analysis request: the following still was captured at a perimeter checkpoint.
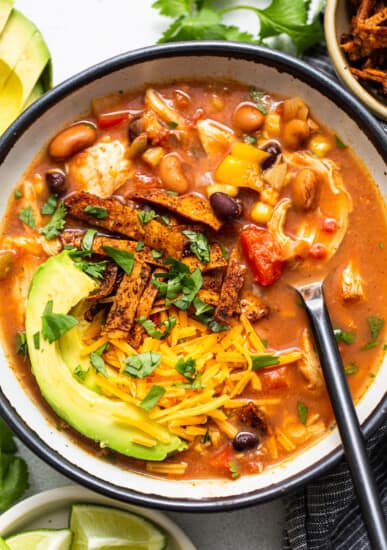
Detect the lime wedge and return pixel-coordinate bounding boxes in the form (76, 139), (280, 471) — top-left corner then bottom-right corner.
(70, 504), (167, 550)
(0, 536), (10, 549)
(5, 529), (72, 550)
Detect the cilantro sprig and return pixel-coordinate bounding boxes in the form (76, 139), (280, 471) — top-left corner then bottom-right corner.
(137, 315), (176, 340)
(41, 300), (79, 343)
(40, 202), (67, 240)
(153, 0), (324, 55)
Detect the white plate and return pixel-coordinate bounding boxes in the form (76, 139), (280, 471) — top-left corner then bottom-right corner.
(0, 486), (196, 550)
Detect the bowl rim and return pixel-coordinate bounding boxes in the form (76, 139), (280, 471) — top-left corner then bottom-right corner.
(0, 41), (386, 512)
(324, 0), (387, 121)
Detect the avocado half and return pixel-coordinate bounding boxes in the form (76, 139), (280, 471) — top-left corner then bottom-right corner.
(25, 251), (186, 461)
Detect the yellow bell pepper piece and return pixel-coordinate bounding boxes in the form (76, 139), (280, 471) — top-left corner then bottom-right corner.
(215, 156), (262, 191)
(231, 143), (270, 164)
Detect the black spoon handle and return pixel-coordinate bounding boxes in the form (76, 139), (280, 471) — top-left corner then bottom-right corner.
(297, 282), (387, 550)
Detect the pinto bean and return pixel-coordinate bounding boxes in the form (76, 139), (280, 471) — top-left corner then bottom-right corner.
(292, 168), (317, 210)
(48, 123), (97, 161)
(158, 154), (189, 194)
(232, 104), (265, 133)
(282, 119), (309, 150)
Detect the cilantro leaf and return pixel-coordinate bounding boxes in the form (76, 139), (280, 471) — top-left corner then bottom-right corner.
(124, 352), (161, 378)
(251, 354), (280, 369)
(151, 249), (163, 259)
(140, 385), (166, 410)
(367, 316), (384, 342)
(335, 134), (347, 149)
(0, 418), (28, 510)
(297, 401), (308, 425)
(83, 205), (108, 219)
(81, 229), (97, 256)
(102, 246), (134, 275)
(33, 331), (40, 350)
(41, 300), (79, 343)
(16, 331), (27, 358)
(249, 86), (267, 115)
(345, 362), (358, 375)
(193, 301), (229, 333)
(137, 315), (176, 340)
(40, 202), (67, 240)
(41, 195), (58, 215)
(152, 258), (203, 311)
(175, 357), (196, 381)
(18, 206), (36, 229)
(14, 190), (22, 199)
(174, 373), (205, 390)
(90, 342), (109, 378)
(193, 296), (213, 316)
(334, 328), (355, 345)
(138, 209), (157, 225)
(73, 365), (89, 381)
(74, 259), (107, 280)
(229, 460), (240, 479)
(182, 230), (210, 263)
(135, 241), (145, 252)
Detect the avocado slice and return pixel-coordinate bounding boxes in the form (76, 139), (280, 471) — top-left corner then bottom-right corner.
(25, 252), (186, 461)
(23, 78), (44, 109)
(0, 0), (14, 35)
(0, 28), (50, 133)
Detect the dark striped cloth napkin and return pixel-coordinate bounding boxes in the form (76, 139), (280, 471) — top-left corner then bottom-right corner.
(282, 46), (387, 550)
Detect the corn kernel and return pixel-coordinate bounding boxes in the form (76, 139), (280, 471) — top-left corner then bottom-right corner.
(263, 113), (281, 137)
(308, 135), (332, 157)
(142, 146), (165, 167)
(260, 188), (279, 206)
(232, 142), (270, 164)
(207, 183), (239, 197)
(250, 201), (273, 224)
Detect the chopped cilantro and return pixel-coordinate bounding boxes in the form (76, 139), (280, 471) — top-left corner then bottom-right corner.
(102, 246), (134, 275)
(135, 240), (145, 252)
(152, 258), (203, 311)
(167, 120), (178, 129)
(220, 244), (229, 260)
(159, 214), (171, 226)
(249, 86), (267, 115)
(193, 296), (213, 316)
(334, 328), (355, 345)
(251, 354), (280, 369)
(16, 331), (27, 358)
(73, 365), (88, 381)
(344, 362), (358, 375)
(40, 202), (67, 239)
(41, 300), (79, 343)
(18, 206), (36, 229)
(14, 190), (23, 199)
(33, 331), (40, 350)
(229, 461), (240, 479)
(242, 134), (257, 145)
(202, 430), (211, 444)
(182, 230), (210, 263)
(83, 205), (108, 219)
(361, 341), (380, 351)
(174, 373), (205, 390)
(367, 316), (384, 341)
(74, 259), (107, 279)
(175, 357), (196, 381)
(140, 385), (166, 410)
(41, 195), (58, 215)
(81, 229), (97, 255)
(137, 315), (176, 340)
(124, 351), (161, 378)
(138, 209), (157, 225)
(151, 249), (163, 260)
(379, 242), (385, 250)
(165, 190), (179, 197)
(90, 342), (109, 378)
(297, 401), (308, 425)
(335, 135), (347, 149)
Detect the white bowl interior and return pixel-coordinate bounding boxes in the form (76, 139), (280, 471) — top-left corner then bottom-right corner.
(0, 53), (386, 501)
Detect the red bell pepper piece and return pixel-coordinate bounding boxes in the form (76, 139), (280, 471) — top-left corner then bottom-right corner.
(240, 226), (284, 286)
(97, 111), (130, 129)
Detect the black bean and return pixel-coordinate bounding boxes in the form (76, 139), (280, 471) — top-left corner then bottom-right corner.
(210, 192), (242, 222)
(45, 169), (67, 194)
(232, 431), (259, 452)
(128, 117), (145, 142)
(261, 140), (282, 171)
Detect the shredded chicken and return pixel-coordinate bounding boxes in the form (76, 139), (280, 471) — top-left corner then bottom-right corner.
(341, 260), (365, 301)
(298, 329), (324, 391)
(196, 119), (236, 156)
(67, 137), (133, 198)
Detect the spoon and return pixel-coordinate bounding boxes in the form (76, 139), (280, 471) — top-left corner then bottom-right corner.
(293, 279), (387, 550)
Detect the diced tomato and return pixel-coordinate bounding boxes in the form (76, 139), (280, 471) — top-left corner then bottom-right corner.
(276, 103), (284, 115)
(259, 366), (289, 391)
(321, 217), (338, 233)
(240, 226), (284, 286)
(208, 444), (232, 472)
(308, 242), (327, 260)
(97, 111), (130, 129)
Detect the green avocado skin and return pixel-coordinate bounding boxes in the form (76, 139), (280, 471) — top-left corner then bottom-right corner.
(25, 251), (186, 461)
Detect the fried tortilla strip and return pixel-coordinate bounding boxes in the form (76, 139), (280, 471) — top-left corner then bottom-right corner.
(239, 291), (270, 322)
(104, 262), (151, 339)
(61, 231), (164, 267)
(64, 192), (186, 258)
(61, 231), (224, 273)
(86, 263), (118, 301)
(214, 249), (246, 325)
(129, 188), (222, 231)
(182, 243), (227, 272)
(129, 279), (159, 349)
